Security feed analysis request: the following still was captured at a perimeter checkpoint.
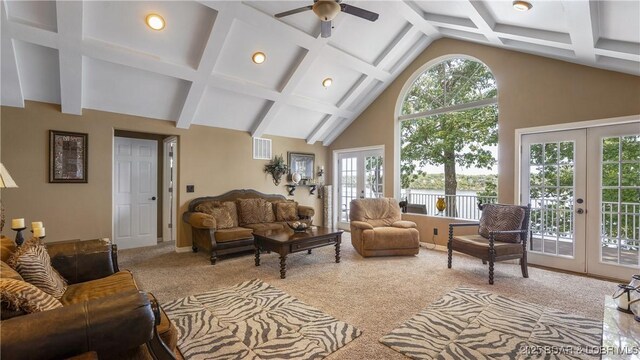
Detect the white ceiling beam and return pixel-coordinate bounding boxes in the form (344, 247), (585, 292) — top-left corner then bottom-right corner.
(595, 39), (640, 61)
(1, 1), (23, 107)
(394, 1), (440, 38)
(176, 4), (233, 129)
(463, 1), (504, 46)
(208, 74), (281, 102)
(562, 0), (598, 63)
(56, 0), (83, 115)
(423, 14), (477, 32)
(325, 45), (391, 81)
(7, 21), (58, 49)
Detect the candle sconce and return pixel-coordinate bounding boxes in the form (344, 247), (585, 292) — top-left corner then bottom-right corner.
(11, 227), (26, 246)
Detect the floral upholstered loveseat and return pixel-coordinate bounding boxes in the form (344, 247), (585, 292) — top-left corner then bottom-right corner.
(182, 189), (314, 264)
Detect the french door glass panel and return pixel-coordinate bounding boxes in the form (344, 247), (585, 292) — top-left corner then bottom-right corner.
(339, 156), (358, 223)
(337, 149), (384, 229)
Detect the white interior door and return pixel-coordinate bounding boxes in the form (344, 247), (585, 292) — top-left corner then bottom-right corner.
(114, 137), (158, 249)
(521, 130), (587, 273)
(336, 148), (384, 230)
(521, 122), (640, 280)
(586, 122), (640, 279)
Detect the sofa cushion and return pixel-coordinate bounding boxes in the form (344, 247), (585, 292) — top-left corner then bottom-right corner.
(8, 238), (68, 299)
(478, 204), (525, 243)
(194, 201), (217, 216)
(60, 270), (138, 306)
(238, 198), (275, 225)
(275, 201), (298, 221)
(211, 207), (234, 229)
(243, 223), (285, 232)
(215, 201), (239, 228)
(1, 260), (23, 281)
(214, 227), (254, 243)
(0, 236), (17, 263)
(364, 227), (420, 250)
(452, 235), (524, 257)
(0, 278), (63, 313)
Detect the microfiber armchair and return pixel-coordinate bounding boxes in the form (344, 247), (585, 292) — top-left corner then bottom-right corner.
(349, 198), (420, 257)
(0, 237), (177, 360)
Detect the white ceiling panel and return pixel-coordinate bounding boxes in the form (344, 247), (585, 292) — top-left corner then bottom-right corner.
(329, 1), (410, 64)
(264, 105), (326, 139)
(293, 52), (365, 105)
(214, 18), (307, 91)
(597, 1), (640, 44)
(484, 1), (569, 34)
(84, 1), (216, 68)
(83, 57), (189, 121)
(1, 37), (23, 107)
(5, 0), (57, 32)
(193, 87), (270, 131)
(13, 40), (60, 104)
(414, 1), (470, 18)
(246, 1), (319, 36)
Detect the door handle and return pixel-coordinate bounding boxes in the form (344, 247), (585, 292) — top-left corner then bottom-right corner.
(576, 208), (585, 214)
(150, 196), (157, 201)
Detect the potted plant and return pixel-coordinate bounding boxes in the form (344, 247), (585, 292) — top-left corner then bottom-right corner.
(264, 154), (288, 186)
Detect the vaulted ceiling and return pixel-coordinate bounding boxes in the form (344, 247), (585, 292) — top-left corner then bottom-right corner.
(1, 1), (638, 145)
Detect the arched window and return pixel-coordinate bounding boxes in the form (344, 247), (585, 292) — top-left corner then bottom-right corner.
(399, 57), (498, 219)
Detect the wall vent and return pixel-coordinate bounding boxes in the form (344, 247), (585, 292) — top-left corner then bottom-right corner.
(253, 137), (272, 160)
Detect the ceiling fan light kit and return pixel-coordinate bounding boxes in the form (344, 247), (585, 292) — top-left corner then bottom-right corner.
(313, 0), (341, 21)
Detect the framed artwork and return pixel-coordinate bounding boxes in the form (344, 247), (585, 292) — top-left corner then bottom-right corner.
(288, 152), (315, 181)
(49, 130), (88, 183)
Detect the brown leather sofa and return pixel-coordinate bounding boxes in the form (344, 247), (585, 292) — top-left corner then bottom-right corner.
(0, 236), (177, 360)
(183, 189), (315, 264)
(350, 198), (420, 257)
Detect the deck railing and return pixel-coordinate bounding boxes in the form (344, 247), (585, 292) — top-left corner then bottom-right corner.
(400, 190), (497, 220)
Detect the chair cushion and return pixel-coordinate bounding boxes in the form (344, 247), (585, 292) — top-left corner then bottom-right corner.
(275, 201), (298, 221)
(0, 278), (63, 313)
(350, 198), (401, 227)
(214, 227), (254, 243)
(60, 270), (138, 306)
(478, 204), (525, 243)
(452, 235), (524, 258)
(364, 227), (420, 250)
(238, 198), (275, 225)
(242, 223), (285, 232)
(8, 238), (67, 299)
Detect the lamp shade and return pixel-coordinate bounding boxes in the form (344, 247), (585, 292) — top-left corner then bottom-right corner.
(313, 0), (341, 21)
(0, 163), (18, 188)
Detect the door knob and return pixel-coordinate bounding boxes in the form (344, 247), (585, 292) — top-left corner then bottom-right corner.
(576, 208), (584, 214)
(150, 196), (157, 201)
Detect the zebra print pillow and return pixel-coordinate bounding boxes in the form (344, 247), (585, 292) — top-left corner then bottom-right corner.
(8, 238), (68, 299)
(479, 204), (525, 243)
(0, 278), (63, 313)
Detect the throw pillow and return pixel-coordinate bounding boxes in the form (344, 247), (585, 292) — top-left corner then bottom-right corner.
(238, 198), (275, 225)
(195, 201), (217, 216)
(211, 207), (234, 229)
(8, 238), (68, 299)
(215, 201), (239, 227)
(1, 260), (23, 281)
(261, 199), (276, 223)
(276, 202), (298, 221)
(0, 278), (63, 313)
(478, 204), (525, 243)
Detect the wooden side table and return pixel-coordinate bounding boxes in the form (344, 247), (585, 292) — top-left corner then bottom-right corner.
(602, 296), (640, 359)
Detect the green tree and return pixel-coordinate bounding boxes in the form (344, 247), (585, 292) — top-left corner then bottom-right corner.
(401, 58), (498, 217)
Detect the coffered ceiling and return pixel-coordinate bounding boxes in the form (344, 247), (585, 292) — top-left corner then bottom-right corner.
(1, 1), (638, 145)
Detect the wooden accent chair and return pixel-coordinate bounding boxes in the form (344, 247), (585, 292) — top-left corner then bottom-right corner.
(448, 203), (531, 284)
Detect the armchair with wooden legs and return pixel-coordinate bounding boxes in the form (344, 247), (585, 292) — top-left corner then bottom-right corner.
(447, 203), (531, 284)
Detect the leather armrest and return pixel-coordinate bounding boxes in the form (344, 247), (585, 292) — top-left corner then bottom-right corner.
(350, 221), (374, 230)
(297, 206), (315, 219)
(183, 212), (217, 229)
(392, 220), (417, 229)
(0, 290), (155, 360)
(47, 239), (117, 284)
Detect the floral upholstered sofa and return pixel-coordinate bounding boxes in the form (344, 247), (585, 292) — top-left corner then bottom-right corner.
(182, 189), (314, 265)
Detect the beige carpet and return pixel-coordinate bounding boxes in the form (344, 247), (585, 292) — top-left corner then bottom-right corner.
(120, 233), (615, 360)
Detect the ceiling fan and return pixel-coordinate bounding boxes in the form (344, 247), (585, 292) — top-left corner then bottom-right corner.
(274, 0), (379, 38)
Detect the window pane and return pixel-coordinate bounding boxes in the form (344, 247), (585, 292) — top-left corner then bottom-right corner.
(621, 163), (639, 186)
(602, 137), (619, 162)
(559, 141), (574, 163)
(544, 165), (558, 186)
(545, 143), (558, 164)
(621, 136), (640, 161)
(530, 144), (543, 165)
(602, 163), (619, 186)
(530, 166), (543, 186)
(558, 165), (573, 186)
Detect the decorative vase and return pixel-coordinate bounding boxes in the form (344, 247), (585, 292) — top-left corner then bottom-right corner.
(292, 172), (302, 185)
(436, 197), (446, 215)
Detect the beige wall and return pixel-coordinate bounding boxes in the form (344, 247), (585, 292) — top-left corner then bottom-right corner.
(330, 38), (640, 204)
(1, 101), (327, 248)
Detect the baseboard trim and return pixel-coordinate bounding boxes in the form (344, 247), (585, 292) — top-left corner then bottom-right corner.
(420, 242), (447, 252)
(175, 246), (192, 253)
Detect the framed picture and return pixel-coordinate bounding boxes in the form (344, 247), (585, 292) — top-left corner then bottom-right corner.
(49, 130), (88, 183)
(288, 152), (315, 181)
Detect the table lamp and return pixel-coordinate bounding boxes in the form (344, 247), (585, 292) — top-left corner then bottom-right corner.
(0, 163), (18, 232)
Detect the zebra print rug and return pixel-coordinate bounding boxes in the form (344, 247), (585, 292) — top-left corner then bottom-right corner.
(162, 279), (361, 359)
(380, 287), (602, 359)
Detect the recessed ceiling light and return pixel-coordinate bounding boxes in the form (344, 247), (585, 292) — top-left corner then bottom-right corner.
(322, 77), (333, 88)
(146, 14), (165, 30)
(512, 1), (532, 11)
(252, 52), (266, 64)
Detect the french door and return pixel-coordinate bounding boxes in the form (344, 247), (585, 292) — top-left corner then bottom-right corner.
(336, 148), (384, 230)
(520, 122), (639, 279)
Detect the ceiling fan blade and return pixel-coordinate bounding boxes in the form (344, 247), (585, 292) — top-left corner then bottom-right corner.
(274, 5), (313, 18)
(320, 20), (331, 38)
(340, 4), (379, 22)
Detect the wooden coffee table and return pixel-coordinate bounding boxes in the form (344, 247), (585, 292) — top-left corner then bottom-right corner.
(254, 227), (343, 279)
